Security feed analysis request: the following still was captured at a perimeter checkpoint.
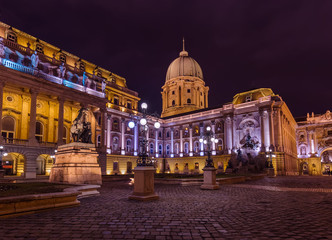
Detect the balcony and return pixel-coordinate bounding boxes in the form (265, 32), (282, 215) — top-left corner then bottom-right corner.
(0, 38), (105, 98)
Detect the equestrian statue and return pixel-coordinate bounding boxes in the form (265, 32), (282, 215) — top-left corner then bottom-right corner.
(70, 107), (92, 143)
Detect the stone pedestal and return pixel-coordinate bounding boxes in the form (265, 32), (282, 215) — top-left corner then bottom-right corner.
(49, 142), (102, 185)
(128, 166), (159, 201)
(267, 168), (276, 178)
(201, 167), (219, 190)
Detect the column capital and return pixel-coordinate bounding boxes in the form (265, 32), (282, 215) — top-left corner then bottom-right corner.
(57, 97), (65, 103)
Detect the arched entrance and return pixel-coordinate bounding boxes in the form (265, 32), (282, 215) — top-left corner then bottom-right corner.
(320, 148), (332, 175)
(2, 153), (25, 176)
(299, 161), (309, 175)
(36, 154), (54, 175)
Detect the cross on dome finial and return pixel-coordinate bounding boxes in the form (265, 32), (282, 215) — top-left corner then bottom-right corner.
(179, 37), (188, 57)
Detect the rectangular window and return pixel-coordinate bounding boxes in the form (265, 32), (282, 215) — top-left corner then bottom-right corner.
(114, 97), (119, 105)
(36, 44), (44, 54)
(59, 54), (66, 63)
(127, 101), (132, 109)
(187, 89), (190, 93)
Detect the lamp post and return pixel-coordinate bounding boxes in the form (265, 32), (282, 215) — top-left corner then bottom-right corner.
(128, 102), (160, 201)
(200, 126), (219, 190)
(266, 147), (276, 177)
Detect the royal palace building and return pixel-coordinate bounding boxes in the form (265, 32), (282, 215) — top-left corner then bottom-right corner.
(0, 21), (330, 178)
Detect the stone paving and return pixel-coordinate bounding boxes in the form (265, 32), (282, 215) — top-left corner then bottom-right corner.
(1, 176), (332, 239)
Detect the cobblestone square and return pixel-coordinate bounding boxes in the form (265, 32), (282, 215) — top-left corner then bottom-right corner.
(1, 176), (332, 239)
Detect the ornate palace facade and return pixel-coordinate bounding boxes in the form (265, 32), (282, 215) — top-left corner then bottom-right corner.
(0, 21), (329, 178)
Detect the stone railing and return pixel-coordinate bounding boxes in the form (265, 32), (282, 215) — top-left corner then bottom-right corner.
(0, 38), (105, 98)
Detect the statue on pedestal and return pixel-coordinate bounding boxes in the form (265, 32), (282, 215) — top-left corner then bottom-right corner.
(70, 108), (92, 143)
(31, 51), (39, 69)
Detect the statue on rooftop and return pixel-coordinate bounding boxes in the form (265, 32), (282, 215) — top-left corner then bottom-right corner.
(0, 38), (4, 58)
(31, 51), (39, 69)
(58, 63), (66, 79)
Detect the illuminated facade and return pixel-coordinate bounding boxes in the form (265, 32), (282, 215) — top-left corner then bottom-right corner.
(0, 21), (326, 178)
(296, 110), (332, 175)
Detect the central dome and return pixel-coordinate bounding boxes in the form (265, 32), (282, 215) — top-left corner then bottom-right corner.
(165, 47), (203, 81)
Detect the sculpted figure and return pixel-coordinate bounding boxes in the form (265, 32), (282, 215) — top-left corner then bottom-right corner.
(101, 80), (106, 92)
(31, 51), (39, 68)
(58, 63), (66, 79)
(0, 38), (4, 57)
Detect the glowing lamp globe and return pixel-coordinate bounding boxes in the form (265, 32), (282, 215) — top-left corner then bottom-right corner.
(211, 137), (215, 142)
(154, 122), (160, 129)
(140, 118), (147, 126)
(128, 121), (135, 129)
(206, 126), (211, 131)
(199, 138), (203, 143)
(203, 140), (207, 144)
(141, 102), (148, 110)
(214, 139), (219, 143)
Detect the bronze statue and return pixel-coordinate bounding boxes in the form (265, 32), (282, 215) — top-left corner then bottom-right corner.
(70, 108), (92, 143)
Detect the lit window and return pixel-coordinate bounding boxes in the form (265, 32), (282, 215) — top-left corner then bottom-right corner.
(127, 101), (132, 109)
(7, 32), (17, 42)
(36, 44), (44, 54)
(59, 54), (66, 63)
(245, 94), (252, 102)
(184, 142), (189, 154)
(114, 96), (119, 105)
(79, 62), (85, 71)
(1, 116), (15, 141)
(113, 137), (119, 150)
(112, 119), (119, 131)
(166, 131), (170, 138)
(35, 121), (43, 143)
(63, 127), (67, 143)
(166, 145), (170, 155)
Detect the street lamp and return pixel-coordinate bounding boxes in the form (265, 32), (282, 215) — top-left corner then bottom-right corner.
(200, 126), (218, 167)
(128, 102), (160, 166)
(0, 146), (8, 169)
(265, 147), (276, 177)
(128, 102), (160, 201)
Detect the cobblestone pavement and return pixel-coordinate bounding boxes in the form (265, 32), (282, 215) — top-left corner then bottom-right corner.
(1, 176), (332, 240)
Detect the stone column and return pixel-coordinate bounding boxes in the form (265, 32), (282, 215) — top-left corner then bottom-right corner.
(28, 89), (38, 145)
(189, 125), (193, 156)
(200, 124), (204, 155)
(134, 122), (138, 156)
(226, 117), (233, 153)
(0, 81), (4, 143)
(24, 152), (39, 179)
(232, 118), (236, 149)
(100, 108), (106, 149)
(269, 109), (275, 150)
(211, 122), (216, 155)
(57, 97), (64, 145)
(170, 128), (174, 157)
(259, 110), (265, 151)
(107, 116), (111, 149)
(263, 110), (270, 151)
(180, 127), (183, 157)
(155, 129), (158, 157)
(48, 101), (56, 142)
(121, 119), (125, 155)
(276, 109), (283, 151)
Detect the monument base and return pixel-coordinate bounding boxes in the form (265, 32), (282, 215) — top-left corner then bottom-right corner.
(201, 167), (220, 190)
(49, 142), (102, 185)
(128, 166), (159, 201)
(267, 168), (276, 178)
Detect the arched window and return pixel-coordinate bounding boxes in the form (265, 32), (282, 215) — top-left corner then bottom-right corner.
(7, 31), (17, 42)
(166, 145), (170, 155)
(218, 139), (223, 151)
(112, 137), (119, 151)
(175, 143), (179, 154)
(112, 119), (119, 131)
(187, 98), (191, 104)
(126, 139), (131, 152)
(172, 100), (175, 106)
(158, 131), (162, 138)
(1, 116), (15, 141)
(194, 141), (199, 153)
(150, 143), (154, 154)
(166, 131), (170, 138)
(158, 144), (163, 154)
(184, 142), (189, 154)
(35, 121), (43, 142)
(300, 146), (306, 155)
(194, 126), (199, 135)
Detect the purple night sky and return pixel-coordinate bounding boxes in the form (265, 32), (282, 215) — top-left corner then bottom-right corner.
(1, 0), (331, 117)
